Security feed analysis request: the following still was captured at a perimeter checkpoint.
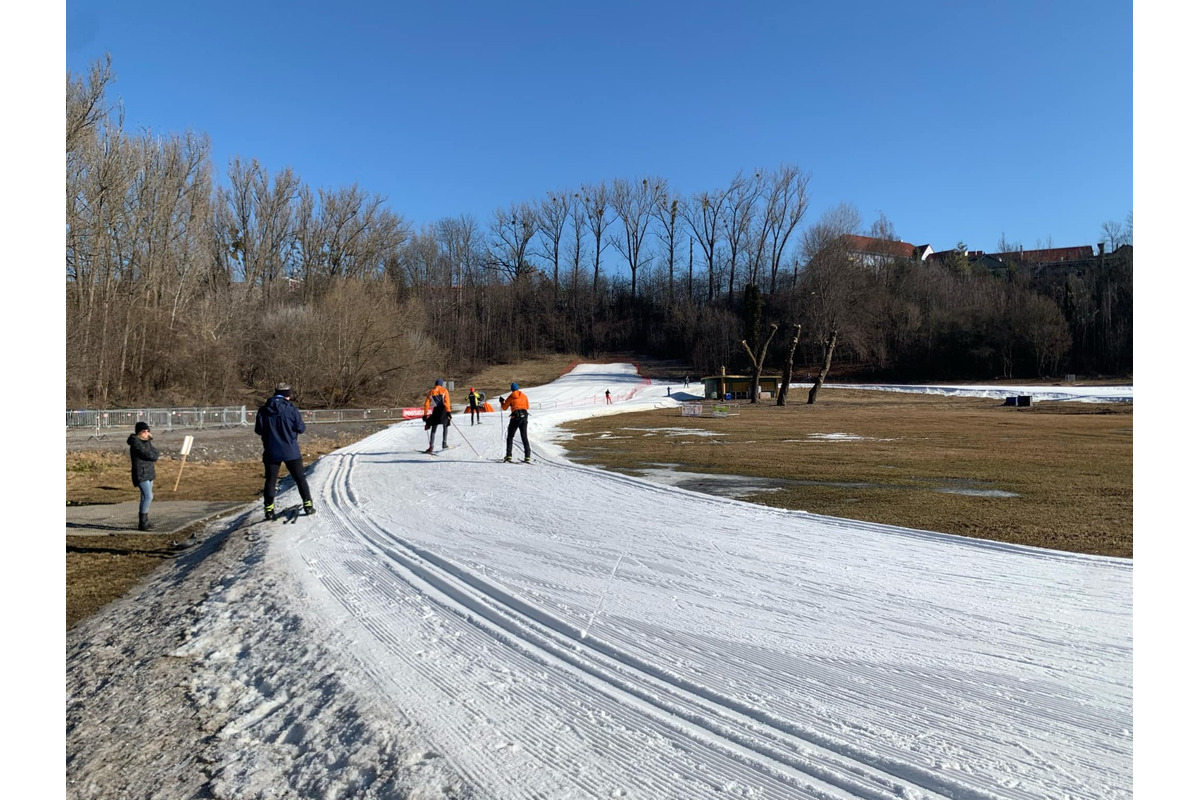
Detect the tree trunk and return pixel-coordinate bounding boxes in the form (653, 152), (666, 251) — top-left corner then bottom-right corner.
(807, 329), (838, 405)
(739, 323), (778, 405)
(776, 324), (801, 406)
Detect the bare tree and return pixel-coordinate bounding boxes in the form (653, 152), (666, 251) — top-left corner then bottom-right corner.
(435, 214), (484, 287)
(719, 171), (763, 306)
(609, 177), (661, 299)
(868, 211), (897, 242)
(996, 232), (1022, 254)
(536, 191), (571, 291)
(798, 203), (863, 404)
(650, 181), (682, 310)
(565, 192), (588, 299)
(683, 187), (727, 302)
(581, 181), (614, 296)
(748, 164), (811, 294)
(776, 324), (802, 406)
(222, 157), (300, 294)
(740, 322), (778, 405)
(1100, 219), (1132, 251)
(489, 202), (538, 281)
(66, 55), (114, 155)
(807, 330), (838, 404)
(1020, 294), (1072, 377)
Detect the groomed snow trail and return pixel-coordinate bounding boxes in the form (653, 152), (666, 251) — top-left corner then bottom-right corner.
(273, 364), (1131, 799)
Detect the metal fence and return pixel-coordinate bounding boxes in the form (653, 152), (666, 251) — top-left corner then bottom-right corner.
(66, 406), (415, 431)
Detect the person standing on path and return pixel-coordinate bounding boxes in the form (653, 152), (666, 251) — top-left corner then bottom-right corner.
(499, 382), (531, 463)
(467, 387), (484, 425)
(255, 383), (315, 520)
(128, 421), (159, 531)
(605, 389), (612, 404)
(423, 378), (452, 453)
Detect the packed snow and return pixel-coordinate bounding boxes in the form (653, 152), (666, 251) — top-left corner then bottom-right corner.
(66, 364), (1132, 799)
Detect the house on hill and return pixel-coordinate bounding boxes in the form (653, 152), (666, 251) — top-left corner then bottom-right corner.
(838, 234), (934, 268)
(967, 245), (1098, 280)
(994, 245), (1095, 267)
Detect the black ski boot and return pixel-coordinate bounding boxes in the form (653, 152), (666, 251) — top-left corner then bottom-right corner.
(303, 500), (315, 516)
(138, 513), (153, 531)
(264, 503), (276, 521)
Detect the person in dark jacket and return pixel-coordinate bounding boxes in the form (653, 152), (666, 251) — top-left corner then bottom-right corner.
(255, 383), (314, 520)
(466, 387), (484, 425)
(422, 378), (452, 453)
(128, 421), (160, 531)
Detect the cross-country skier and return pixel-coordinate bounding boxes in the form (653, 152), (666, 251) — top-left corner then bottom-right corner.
(467, 387), (484, 425)
(499, 382), (531, 463)
(423, 378), (452, 453)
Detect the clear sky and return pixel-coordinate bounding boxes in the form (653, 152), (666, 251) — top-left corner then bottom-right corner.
(63, 0), (1132, 257)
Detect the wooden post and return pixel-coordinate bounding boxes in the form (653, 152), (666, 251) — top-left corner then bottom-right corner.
(173, 435), (194, 492)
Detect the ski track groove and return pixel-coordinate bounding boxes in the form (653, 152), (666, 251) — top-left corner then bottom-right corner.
(267, 407), (1128, 800)
(288, 449), (1026, 800)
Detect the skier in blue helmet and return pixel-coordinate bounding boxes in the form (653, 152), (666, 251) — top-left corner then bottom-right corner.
(499, 382), (531, 462)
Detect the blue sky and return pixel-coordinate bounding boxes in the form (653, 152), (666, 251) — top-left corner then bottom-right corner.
(63, 0), (1132, 260)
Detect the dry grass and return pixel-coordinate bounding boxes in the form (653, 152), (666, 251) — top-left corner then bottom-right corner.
(559, 389), (1132, 558)
(65, 428), (385, 505)
(66, 531), (203, 628)
(67, 453), (263, 505)
(65, 427), (391, 628)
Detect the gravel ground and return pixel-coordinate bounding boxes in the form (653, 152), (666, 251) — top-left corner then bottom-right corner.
(65, 421), (396, 463)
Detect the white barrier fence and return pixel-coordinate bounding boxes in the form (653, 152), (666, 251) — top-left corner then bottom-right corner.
(66, 406), (415, 432)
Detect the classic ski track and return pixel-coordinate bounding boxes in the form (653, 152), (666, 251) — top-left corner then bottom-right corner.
(302, 449), (1034, 800)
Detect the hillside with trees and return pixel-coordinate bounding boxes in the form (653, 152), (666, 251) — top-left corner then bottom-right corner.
(66, 58), (1132, 409)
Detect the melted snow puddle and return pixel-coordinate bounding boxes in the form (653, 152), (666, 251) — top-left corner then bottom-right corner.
(782, 433), (900, 442)
(625, 464), (1020, 501)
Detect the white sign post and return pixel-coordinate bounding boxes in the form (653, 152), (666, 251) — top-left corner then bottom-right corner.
(173, 435), (194, 492)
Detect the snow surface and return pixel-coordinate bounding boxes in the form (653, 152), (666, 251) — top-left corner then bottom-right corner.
(66, 364), (1132, 799)
(826, 383), (1132, 404)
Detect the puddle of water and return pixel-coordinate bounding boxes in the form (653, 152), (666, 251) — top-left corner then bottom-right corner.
(622, 464), (1019, 501)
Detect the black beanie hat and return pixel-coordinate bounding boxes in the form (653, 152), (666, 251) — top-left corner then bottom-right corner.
(135, 421), (150, 433)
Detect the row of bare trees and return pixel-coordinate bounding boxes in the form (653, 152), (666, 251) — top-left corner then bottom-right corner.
(66, 58), (1132, 409)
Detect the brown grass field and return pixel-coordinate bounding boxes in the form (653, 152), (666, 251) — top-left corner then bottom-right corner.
(67, 355), (1131, 628)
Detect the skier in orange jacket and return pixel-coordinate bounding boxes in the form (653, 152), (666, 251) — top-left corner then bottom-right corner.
(499, 382), (531, 463)
(422, 379), (452, 453)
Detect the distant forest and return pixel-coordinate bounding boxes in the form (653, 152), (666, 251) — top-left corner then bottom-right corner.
(66, 57), (1133, 409)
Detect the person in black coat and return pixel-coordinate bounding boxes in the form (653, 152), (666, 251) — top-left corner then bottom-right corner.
(128, 421), (160, 531)
(254, 383), (315, 520)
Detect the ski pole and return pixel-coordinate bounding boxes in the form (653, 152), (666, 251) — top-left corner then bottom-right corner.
(448, 416), (483, 459)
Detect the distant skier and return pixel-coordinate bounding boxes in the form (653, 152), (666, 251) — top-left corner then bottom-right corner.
(605, 389), (612, 405)
(423, 378), (452, 453)
(128, 421), (159, 531)
(255, 383), (315, 520)
(499, 382), (531, 463)
(467, 387), (484, 425)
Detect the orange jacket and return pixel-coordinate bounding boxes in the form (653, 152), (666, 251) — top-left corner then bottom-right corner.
(500, 389), (529, 414)
(423, 385), (451, 415)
